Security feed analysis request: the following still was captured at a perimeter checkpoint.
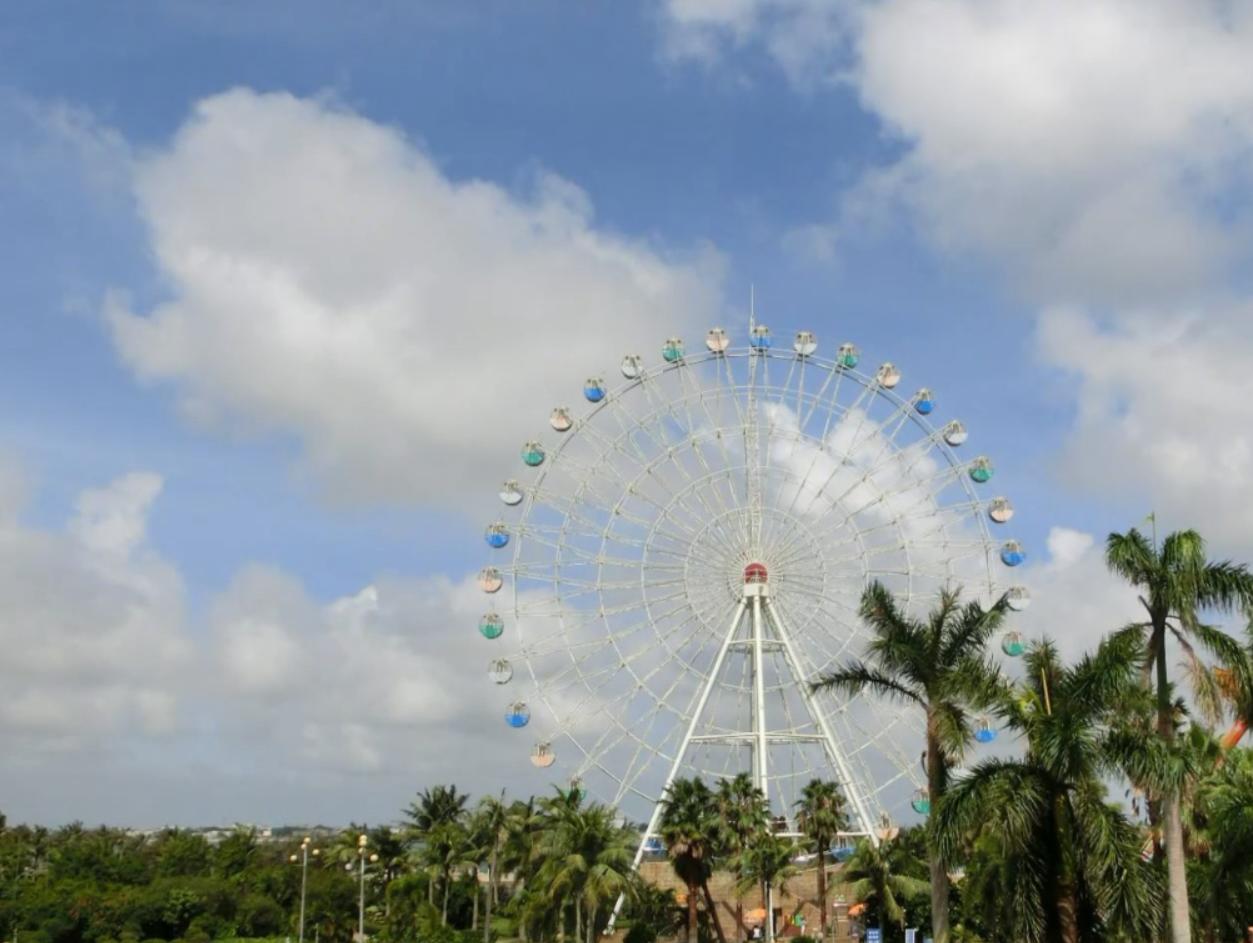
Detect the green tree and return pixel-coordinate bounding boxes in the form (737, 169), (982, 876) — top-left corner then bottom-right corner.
(622, 881), (683, 943)
(406, 786), (471, 916)
(841, 839), (928, 942)
(471, 793), (510, 943)
(532, 792), (636, 943)
(406, 786), (471, 833)
(213, 827), (259, 882)
(1105, 527), (1253, 943)
(420, 822), (476, 926)
(659, 778), (726, 943)
(794, 779), (849, 942)
(714, 774), (769, 943)
(937, 632), (1160, 943)
(734, 834), (797, 943)
(813, 581), (1008, 943)
(1188, 746), (1253, 942)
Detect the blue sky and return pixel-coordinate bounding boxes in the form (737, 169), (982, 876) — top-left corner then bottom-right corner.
(1, 0), (1251, 825)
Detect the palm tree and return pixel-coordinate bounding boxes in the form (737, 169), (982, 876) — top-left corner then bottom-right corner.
(660, 777), (727, 943)
(472, 792), (510, 943)
(841, 839), (928, 939)
(715, 774), (769, 942)
(406, 784), (470, 835)
(812, 581), (1009, 943)
(1106, 527), (1253, 943)
(795, 779), (849, 942)
(405, 785), (470, 912)
(936, 631), (1160, 943)
(501, 797), (543, 943)
(1189, 746), (1253, 942)
(535, 798), (636, 943)
(735, 833), (798, 943)
(419, 820), (477, 925)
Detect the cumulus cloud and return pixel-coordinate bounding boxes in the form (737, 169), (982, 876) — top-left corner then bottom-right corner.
(661, 0), (850, 85)
(661, 0), (1253, 569)
(665, 0), (1253, 306)
(850, 0), (1253, 305)
(0, 460), (551, 820)
(208, 565), (537, 790)
(0, 468), (191, 747)
(1037, 307), (1253, 548)
(107, 89), (722, 506)
(1011, 526), (1141, 657)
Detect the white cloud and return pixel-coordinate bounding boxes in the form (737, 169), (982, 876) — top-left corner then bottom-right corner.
(108, 89), (722, 506)
(661, 0), (849, 85)
(210, 566), (524, 777)
(1037, 307), (1253, 549)
(664, 0), (1253, 306)
(0, 467), (191, 745)
(660, 0), (1253, 567)
(1013, 526), (1140, 658)
(850, 0), (1253, 305)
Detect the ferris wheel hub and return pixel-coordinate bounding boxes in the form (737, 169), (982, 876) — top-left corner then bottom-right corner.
(743, 562), (769, 583)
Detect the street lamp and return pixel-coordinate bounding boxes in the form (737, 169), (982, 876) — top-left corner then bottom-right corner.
(344, 833), (379, 942)
(289, 837), (319, 943)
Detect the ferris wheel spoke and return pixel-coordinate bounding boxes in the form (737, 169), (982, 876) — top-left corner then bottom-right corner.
(674, 365), (761, 550)
(783, 382), (878, 522)
(544, 601), (725, 704)
(628, 375), (755, 550)
(789, 442), (964, 540)
(541, 610), (723, 765)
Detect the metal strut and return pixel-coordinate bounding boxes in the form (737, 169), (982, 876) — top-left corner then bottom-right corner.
(607, 571), (879, 936)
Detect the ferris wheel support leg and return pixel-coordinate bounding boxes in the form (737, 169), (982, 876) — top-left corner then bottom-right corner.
(605, 599), (750, 934)
(763, 596), (881, 847)
(751, 592), (770, 801)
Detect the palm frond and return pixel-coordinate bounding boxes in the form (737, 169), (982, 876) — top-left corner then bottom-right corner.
(933, 758), (1051, 862)
(1197, 560), (1253, 614)
(1174, 628), (1228, 728)
(1063, 624), (1144, 719)
(939, 592), (1010, 665)
(1105, 529), (1157, 585)
(810, 661), (924, 706)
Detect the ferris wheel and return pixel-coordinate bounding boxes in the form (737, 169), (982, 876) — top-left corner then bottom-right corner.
(476, 323), (1029, 847)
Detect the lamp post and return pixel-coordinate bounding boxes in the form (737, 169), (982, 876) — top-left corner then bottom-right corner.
(345, 833), (379, 942)
(289, 837), (319, 943)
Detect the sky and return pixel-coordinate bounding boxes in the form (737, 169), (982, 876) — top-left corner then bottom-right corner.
(2, 0), (1253, 827)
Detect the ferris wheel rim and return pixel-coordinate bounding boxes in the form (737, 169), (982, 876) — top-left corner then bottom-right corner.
(480, 333), (1023, 821)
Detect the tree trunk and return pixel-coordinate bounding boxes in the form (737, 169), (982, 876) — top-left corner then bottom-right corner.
(764, 881), (774, 943)
(1155, 622), (1192, 943)
(1164, 796), (1191, 943)
(442, 871), (450, 926)
(576, 896), (583, 943)
(702, 879), (727, 943)
(1057, 879), (1080, 943)
(1040, 795), (1078, 943)
(687, 880), (699, 943)
(473, 879), (479, 930)
(588, 905), (597, 943)
(817, 849), (828, 941)
(736, 897), (744, 943)
(484, 858), (493, 943)
(925, 717), (950, 943)
(491, 845), (499, 907)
